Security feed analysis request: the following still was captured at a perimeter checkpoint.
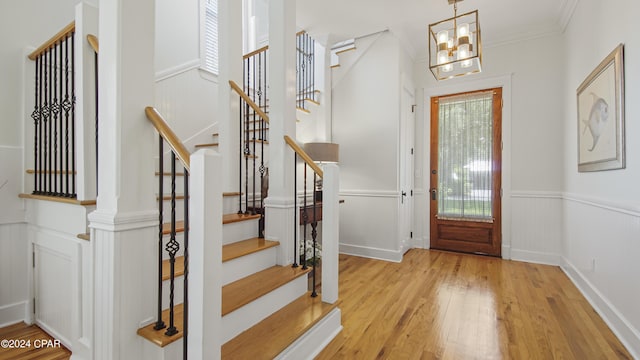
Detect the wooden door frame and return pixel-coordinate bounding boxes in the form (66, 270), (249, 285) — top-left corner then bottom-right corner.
(429, 88), (503, 256)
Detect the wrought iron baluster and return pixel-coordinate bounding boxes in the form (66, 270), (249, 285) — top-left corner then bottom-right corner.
(154, 136), (166, 331)
(301, 164), (308, 270)
(32, 56), (40, 194)
(292, 154), (298, 268)
(182, 169), (189, 359)
(238, 93), (243, 215)
(311, 172), (318, 298)
(47, 49), (53, 194)
(93, 39), (99, 196)
(64, 35), (72, 197)
(70, 32), (76, 197)
(165, 152), (179, 337)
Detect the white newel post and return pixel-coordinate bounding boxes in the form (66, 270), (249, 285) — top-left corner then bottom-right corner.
(74, 2), (98, 202)
(188, 150), (223, 360)
(89, 0), (157, 359)
(321, 163), (339, 304)
(217, 0), (243, 193)
(265, 0), (297, 266)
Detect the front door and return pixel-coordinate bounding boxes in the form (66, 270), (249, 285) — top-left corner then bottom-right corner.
(429, 88), (502, 256)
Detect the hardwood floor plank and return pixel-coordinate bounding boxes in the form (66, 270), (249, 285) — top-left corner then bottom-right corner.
(0, 323), (70, 360)
(316, 250), (632, 359)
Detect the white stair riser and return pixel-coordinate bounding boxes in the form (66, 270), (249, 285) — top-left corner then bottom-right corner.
(223, 218), (260, 245)
(222, 247), (278, 285)
(221, 275), (309, 344)
(142, 336), (183, 360)
(276, 308), (342, 360)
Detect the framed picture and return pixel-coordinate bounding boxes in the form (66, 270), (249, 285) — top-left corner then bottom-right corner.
(577, 43), (625, 172)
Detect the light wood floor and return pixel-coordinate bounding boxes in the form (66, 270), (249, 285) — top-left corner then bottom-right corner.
(317, 249), (632, 359)
(0, 322), (70, 360)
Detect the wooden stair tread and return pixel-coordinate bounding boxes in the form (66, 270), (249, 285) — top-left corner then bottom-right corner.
(162, 221), (185, 235)
(222, 293), (336, 358)
(162, 256), (185, 281)
(223, 191), (242, 197)
(157, 194), (186, 201)
(162, 214), (259, 234)
(223, 213), (261, 224)
(77, 233), (90, 241)
(194, 143), (219, 148)
(222, 238), (279, 262)
(296, 107), (311, 114)
(304, 98), (320, 106)
(19, 193), (96, 206)
(155, 172), (185, 176)
(248, 139), (269, 144)
(137, 303), (184, 347)
(222, 265), (311, 315)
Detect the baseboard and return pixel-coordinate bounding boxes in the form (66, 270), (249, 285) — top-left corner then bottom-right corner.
(510, 248), (563, 266)
(276, 308), (342, 360)
(339, 243), (402, 263)
(0, 301), (27, 328)
(501, 244), (511, 260)
(562, 258), (640, 359)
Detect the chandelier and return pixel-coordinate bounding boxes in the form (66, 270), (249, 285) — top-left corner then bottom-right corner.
(428, 0), (482, 80)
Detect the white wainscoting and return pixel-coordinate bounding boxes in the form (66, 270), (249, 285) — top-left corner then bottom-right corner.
(510, 191), (564, 265)
(562, 193), (640, 359)
(0, 223), (28, 327)
(338, 190), (402, 262)
(0, 146), (25, 224)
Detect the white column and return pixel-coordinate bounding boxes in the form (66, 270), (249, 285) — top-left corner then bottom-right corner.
(74, 2), (98, 201)
(217, 0), (243, 193)
(90, 0), (157, 358)
(188, 150), (223, 360)
(265, 0), (298, 265)
(321, 163), (339, 304)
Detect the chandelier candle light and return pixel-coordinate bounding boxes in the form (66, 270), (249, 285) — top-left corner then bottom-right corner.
(428, 0), (482, 80)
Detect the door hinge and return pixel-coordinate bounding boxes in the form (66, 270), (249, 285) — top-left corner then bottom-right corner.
(411, 105), (416, 113)
(500, 188), (503, 197)
(410, 231), (413, 238)
(410, 190), (413, 196)
(411, 148), (414, 155)
(33, 298), (36, 314)
(32, 250), (35, 268)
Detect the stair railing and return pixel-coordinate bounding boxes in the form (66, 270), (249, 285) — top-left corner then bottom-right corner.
(28, 22), (77, 198)
(284, 135), (324, 297)
(145, 107), (191, 357)
(296, 31), (317, 111)
(242, 31), (317, 113)
(26, 18), (99, 201)
(229, 80), (268, 237)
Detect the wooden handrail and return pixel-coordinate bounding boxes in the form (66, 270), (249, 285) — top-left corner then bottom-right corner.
(145, 107), (191, 172)
(243, 45), (269, 60)
(228, 80), (270, 124)
(284, 135), (323, 178)
(87, 34), (99, 53)
(28, 21), (75, 60)
(296, 30), (307, 36)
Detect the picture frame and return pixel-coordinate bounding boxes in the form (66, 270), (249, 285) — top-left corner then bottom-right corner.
(577, 43), (625, 172)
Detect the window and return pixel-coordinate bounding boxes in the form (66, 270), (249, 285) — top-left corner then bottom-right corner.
(203, 0), (218, 74)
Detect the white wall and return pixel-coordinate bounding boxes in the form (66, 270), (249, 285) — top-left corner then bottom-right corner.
(0, 0), (89, 327)
(155, 0), (220, 148)
(332, 32), (411, 261)
(561, 0), (640, 356)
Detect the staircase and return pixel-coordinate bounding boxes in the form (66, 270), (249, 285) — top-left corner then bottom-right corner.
(20, 12), (340, 359)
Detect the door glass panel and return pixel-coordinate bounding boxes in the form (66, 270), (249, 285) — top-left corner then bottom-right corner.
(437, 91), (493, 220)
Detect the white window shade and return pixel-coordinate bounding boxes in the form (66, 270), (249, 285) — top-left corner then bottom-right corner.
(203, 0), (218, 74)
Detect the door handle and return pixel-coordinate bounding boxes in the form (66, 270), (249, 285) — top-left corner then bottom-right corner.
(431, 188), (437, 200)
(401, 191), (407, 204)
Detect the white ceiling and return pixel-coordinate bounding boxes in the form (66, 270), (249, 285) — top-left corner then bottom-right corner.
(296, 0), (578, 59)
